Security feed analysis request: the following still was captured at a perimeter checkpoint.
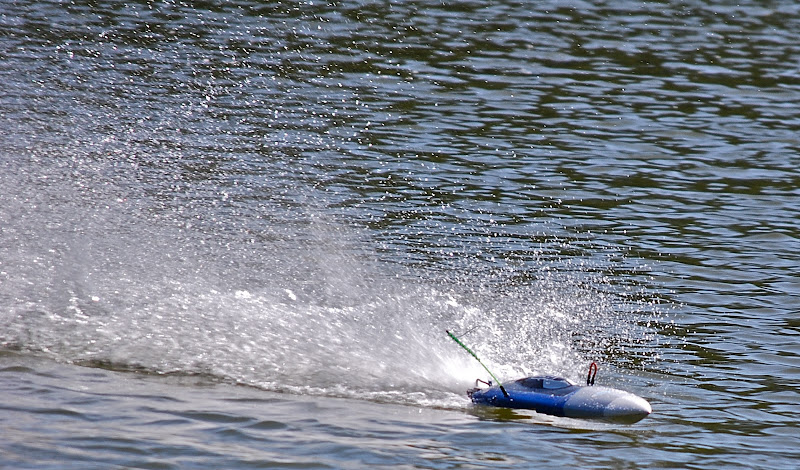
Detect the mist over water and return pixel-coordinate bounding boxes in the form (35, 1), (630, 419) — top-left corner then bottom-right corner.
(0, 143), (654, 409)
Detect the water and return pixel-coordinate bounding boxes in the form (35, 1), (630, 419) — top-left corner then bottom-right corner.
(2, 0), (799, 468)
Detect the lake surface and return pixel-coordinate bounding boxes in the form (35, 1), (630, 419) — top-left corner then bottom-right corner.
(2, 1), (799, 468)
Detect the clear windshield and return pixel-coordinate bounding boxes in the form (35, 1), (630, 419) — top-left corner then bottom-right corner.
(517, 376), (577, 390)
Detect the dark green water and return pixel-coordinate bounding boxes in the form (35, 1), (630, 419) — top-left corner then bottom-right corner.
(2, 1), (799, 468)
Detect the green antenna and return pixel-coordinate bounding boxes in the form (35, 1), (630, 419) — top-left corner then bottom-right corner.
(446, 330), (509, 398)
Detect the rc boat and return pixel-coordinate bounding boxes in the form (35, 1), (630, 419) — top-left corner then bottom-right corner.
(467, 375), (651, 424)
(446, 330), (651, 424)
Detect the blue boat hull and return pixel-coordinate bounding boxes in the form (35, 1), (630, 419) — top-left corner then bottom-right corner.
(468, 376), (651, 424)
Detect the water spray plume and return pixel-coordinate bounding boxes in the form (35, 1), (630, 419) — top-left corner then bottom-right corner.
(445, 330), (509, 398)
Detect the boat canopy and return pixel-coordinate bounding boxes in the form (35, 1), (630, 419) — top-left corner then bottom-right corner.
(515, 376), (577, 390)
